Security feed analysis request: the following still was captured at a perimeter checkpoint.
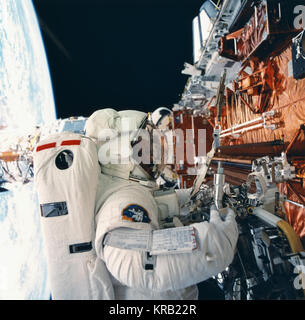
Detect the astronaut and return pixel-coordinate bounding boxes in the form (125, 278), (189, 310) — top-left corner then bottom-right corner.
(34, 108), (238, 300)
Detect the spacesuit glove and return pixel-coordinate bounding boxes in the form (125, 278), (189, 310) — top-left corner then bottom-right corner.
(209, 205), (239, 250)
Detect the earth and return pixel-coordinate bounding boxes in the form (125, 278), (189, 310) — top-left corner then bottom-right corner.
(0, 0), (56, 299)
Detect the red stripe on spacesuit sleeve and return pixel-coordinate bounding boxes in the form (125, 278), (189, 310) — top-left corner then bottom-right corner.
(36, 142), (56, 152)
(60, 140), (81, 146)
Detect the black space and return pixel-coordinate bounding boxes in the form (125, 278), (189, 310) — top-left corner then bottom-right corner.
(32, 0), (203, 119)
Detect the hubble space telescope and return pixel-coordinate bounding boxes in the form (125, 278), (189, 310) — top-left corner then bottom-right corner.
(170, 0), (305, 299)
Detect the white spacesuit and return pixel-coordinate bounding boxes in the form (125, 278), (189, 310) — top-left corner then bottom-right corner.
(34, 108), (238, 300)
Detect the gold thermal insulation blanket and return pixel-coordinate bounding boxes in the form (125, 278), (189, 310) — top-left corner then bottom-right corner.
(220, 44), (305, 240)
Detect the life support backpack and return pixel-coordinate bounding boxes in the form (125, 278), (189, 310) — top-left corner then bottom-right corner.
(34, 132), (114, 299)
